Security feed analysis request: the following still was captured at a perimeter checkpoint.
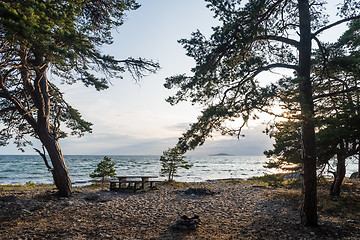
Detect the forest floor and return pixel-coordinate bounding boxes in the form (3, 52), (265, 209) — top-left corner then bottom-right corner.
(1, 178), (360, 239)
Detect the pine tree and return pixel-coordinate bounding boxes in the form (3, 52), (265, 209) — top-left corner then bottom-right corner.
(164, 0), (359, 226)
(160, 148), (192, 182)
(90, 156), (116, 183)
(0, 0), (159, 197)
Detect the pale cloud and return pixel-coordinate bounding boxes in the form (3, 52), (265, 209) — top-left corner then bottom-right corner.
(2, 122), (273, 156)
(164, 122), (191, 131)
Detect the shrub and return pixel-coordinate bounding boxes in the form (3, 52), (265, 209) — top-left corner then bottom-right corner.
(160, 148), (192, 182)
(89, 156), (116, 182)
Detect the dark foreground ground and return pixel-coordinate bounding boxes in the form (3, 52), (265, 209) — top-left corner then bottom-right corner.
(1, 179), (359, 239)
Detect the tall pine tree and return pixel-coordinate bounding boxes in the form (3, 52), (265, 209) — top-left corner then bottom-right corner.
(0, 0), (159, 197)
(165, 0), (359, 226)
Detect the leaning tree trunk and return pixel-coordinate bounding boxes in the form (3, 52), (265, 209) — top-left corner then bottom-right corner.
(298, 0), (318, 226)
(330, 154), (346, 196)
(38, 130), (72, 197)
(32, 51), (72, 197)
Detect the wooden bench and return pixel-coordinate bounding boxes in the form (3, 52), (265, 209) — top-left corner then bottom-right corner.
(110, 176), (160, 192)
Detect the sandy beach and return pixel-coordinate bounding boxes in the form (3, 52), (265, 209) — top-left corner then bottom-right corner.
(1, 180), (359, 239)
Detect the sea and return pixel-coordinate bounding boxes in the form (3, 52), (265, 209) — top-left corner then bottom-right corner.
(0, 155), (358, 185)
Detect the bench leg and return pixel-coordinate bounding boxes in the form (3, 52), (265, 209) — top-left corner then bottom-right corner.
(149, 181), (159, 189)
(110, 182), (117, 191)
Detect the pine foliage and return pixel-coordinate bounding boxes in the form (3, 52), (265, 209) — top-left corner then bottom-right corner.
(160, 148), (192, 182)
(90, 156), (116, 182)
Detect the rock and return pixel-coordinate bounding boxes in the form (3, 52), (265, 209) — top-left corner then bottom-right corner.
(171, 215), (200, 230)
(0, 195), (17, 202)
(62, 201), (74, 207)
(350, 172), (359, 179)
(283, 172), (301, 179)
(84, 193), (100, 201)
(183, 187), (215, 196)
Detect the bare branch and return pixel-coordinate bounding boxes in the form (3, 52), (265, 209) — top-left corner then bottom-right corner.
(34, 146), (53, 171)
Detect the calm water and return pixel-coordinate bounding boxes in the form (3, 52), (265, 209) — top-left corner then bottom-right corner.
(0, 155), (358, 185)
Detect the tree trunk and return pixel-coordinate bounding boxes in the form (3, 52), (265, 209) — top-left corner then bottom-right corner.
(330, 155), (346, 196)
(32, 51), (72, 197)
(37, 128), (72, 197)
(358, 153), (360, 178)
(298, 0), (318, 226)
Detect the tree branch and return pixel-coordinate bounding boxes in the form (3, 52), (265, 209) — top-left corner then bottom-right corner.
(312, 15), (360, 38)
(0, 78), (37, 128)
(117, 57), (160, 82)
(34, 146), (53, 171)
(312, 36), (328, 78)
(256, 35), (300, 48)
(222, 62), (298, 99)
(313, 86), (359, 100)
(0, 106), (17, 114)
(253, 63), (299, 76)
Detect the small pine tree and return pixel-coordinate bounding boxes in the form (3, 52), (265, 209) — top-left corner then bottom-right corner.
(160, 148), (192, 182)
(89, 156), (116, 182)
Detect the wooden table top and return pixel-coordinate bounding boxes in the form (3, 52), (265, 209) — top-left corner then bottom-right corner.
(116, 176), (158, 179)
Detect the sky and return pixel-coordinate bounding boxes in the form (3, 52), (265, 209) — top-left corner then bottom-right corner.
(1, 0), (345, 156)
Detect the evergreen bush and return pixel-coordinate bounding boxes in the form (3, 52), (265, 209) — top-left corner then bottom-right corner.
(89, 156), (116, 182)
(160, 148), (192, 182)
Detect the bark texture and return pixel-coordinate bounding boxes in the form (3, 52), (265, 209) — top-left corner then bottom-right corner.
(298, 0), (318, 226)
(32, 52), (72, 197)
(39, 131), (72, 197)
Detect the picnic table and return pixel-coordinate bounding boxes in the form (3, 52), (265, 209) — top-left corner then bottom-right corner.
(109, 176), (160, 192)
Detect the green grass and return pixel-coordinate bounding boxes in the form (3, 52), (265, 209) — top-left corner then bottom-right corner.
(0, 182), (54, 191)
(248, 173), (302, 188)
(318, 193), (360, 218)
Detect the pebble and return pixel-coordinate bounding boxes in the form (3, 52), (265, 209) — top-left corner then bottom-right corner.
(1, 182), (359, 239)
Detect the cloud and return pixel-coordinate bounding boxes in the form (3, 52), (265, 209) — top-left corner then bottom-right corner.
(2, 118), (273, 157)
(164, 122), (191, 131)
(191, 136), (273, 156)
(2, 130), (273, 156)
(188, 124), (274, 156)
(55, 123), (272, 156)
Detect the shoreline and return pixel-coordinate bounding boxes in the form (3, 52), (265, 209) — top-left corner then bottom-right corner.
(1, 179), (359, 239)
(1, 155), (358, 186)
